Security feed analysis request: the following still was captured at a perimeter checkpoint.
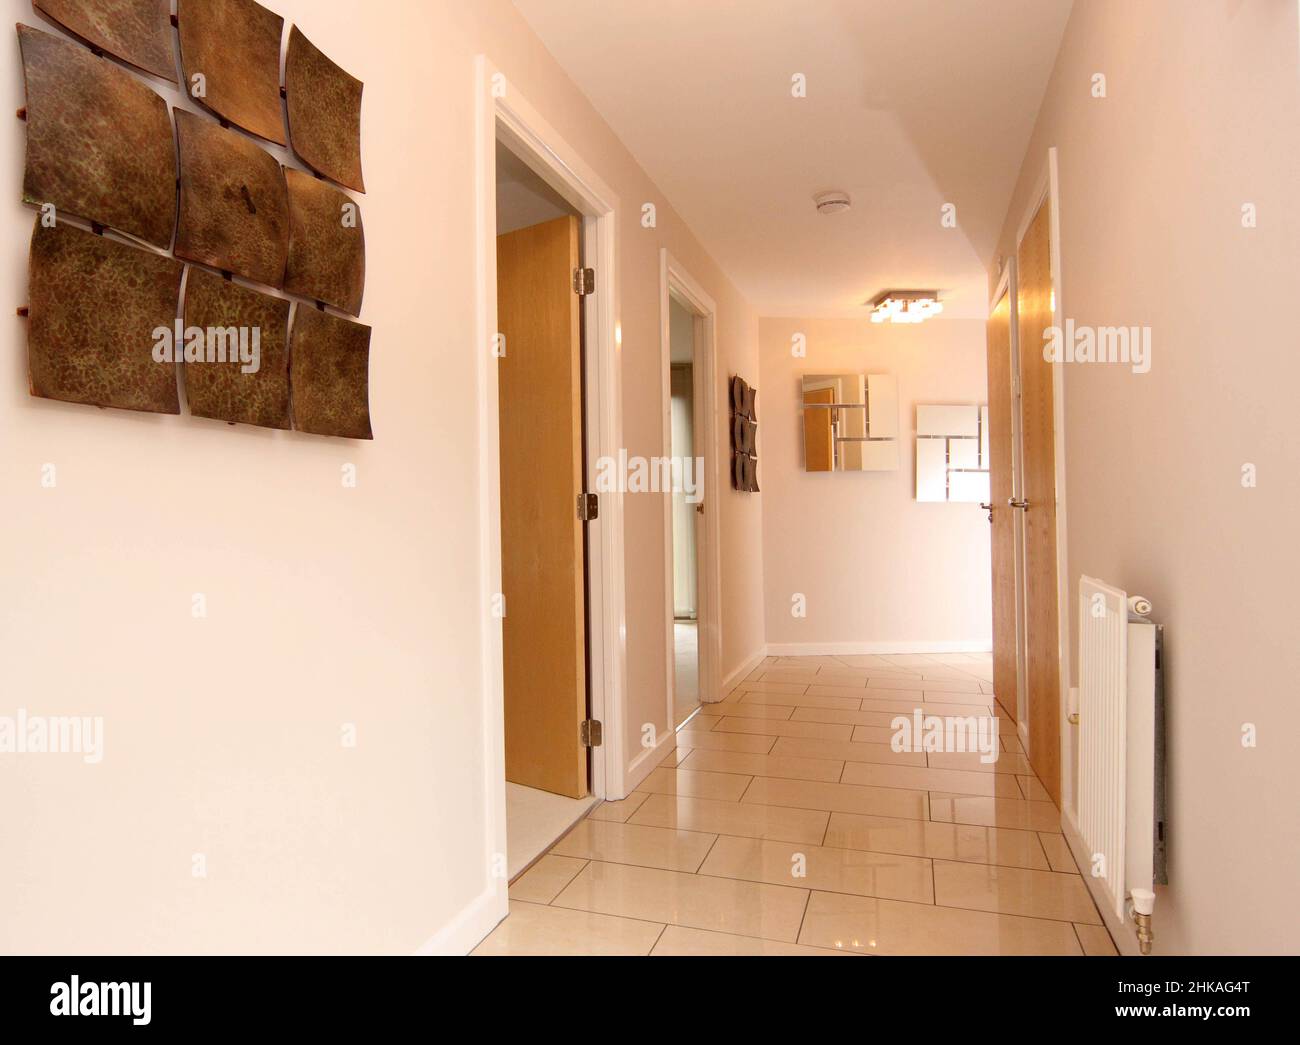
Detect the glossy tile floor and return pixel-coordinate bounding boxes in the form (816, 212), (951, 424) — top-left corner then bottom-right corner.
(474, 652), (1117, 956)
(673, 620), (699, 726)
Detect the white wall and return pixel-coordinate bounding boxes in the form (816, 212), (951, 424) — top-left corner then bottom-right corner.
(991, 0), (1300, 953)
(759, 317), (991, 653)
(1, 0), (763, 954)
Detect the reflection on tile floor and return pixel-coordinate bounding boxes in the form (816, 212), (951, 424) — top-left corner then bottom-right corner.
(474, 652), (1115, 956)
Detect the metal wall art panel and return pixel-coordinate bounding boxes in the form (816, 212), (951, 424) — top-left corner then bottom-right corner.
(175, 109), (289, 287)
(18, 24), (178, 249)
(34, 0), (177, 82)
(27, 219), (183, 414)
(283, 167), (364, 316)
(284, 26), (365, 193)
(289, 307), (372, 439)
(182, 267), (291, 429)
(177, 0), (287, 145)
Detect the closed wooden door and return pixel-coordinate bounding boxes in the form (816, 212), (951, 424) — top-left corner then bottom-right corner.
(1016, 199), (1061, 806)
(985, 287), (1019, 727)
(497, 215), (588, 798)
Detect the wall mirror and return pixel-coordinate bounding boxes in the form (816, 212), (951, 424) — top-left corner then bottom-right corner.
(915, 404), (990, 502)
(800, 373), (899, 473)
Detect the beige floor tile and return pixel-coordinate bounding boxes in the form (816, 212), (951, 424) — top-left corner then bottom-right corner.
(552, 818), (717, 872)
(863, 698), (997, 717)
(770, 736), (927, 767)
(732, 681), (810, 695)
(553, 860), (808, 942)
(1002, 735), (1026, 754)
(798, 891), (1082, 956)
(679, 747), (844, 783)
(683, 713), (724, 731)
(701, 701), (795, 720)
(586, 791), (651, 823)
(629, 792), (828, 844)
(927, 750), (1032, 775)
(675, 728), (776, 754)
(808, 682), (909, 699)
(715, 716), (854, 740)
(847, 724), (910, 745)
(651, 924), (855, 956)
(1017, 775), (1053, 802)
(823, 812), (1050, 870)
(743, 777), (929, 820)
(1037, 832), (1077, 872)
(658, 746), (689, 767)
(508, 855), (589, 903)
(933, 860), (1101, 923)
(636, 766), (752, 801)
(792, 706), (912, 728)
(869, 677), (983, 695)
(1075, 923), (1119, 956)
(755, 668), (823, 683)
(700, 835), (934, 903)
(841, 760), (1023, 798)
(832, 654), (923, 672)
(806, 672), (869, 686)
(472, 900), (663, 956)
(741, 690), (862, 711)
(930, 793), (1061, 832)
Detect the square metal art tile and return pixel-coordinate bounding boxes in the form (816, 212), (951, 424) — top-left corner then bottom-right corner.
(289, 307), (372, 440)
(175, 108), (290, 288)
(177, 0), (287, 145)
(34, 0), (177, 82)
(27, 219), (183, 414)
(283, 168), (365, 316)
(182, 267), (292, 430)
(18, 24), (178, 249)
(285, 26), (365, 193)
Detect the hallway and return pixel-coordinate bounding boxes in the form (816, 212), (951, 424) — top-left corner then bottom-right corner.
(475, 652), (1114, 955)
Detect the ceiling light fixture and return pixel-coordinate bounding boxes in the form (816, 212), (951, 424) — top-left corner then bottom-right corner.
(869, 289), (944, 324)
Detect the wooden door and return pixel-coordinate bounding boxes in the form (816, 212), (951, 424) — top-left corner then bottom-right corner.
(497, 215), (588, 798)
(803, 387), (835, 471)
(985, 288), (1018, 726)
(1016, 200), (1061, 806)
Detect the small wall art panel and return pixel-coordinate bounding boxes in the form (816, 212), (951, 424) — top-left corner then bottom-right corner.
(915, 404), (990, 503)
(177, 0), (287, 145)
(175, 109), (290, 287)
(289, 308), (373, 439)
(27, 219), (183, 414)
(18, 25), (177, 248)
(284, 168), (365, 315)
(182, 267), (292, 429)
(730, 375), (759, 492)
(285, 26), (365, 193)
(34, 0), (177, 82)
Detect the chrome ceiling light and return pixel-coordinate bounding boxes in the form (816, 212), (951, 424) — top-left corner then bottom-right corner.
(869, 290), (943, 324)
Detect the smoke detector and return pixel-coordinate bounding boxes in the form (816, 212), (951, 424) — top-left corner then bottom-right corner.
(814, 190), (852, 215)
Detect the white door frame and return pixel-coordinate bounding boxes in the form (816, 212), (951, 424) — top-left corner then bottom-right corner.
(472, 56), (628, 903)
(1015, 146), (1072, 816)
(657, 250), (722, 737)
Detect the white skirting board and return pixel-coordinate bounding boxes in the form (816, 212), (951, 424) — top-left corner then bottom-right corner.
(415, 880), (507, 956)
(765, 641), (992, 656)
(721, 646), (769, 697)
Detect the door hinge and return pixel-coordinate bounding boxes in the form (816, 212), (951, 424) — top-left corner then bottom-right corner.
(573, 267), (595, 296)
(580, 719), (603, 747)
(578, 492), (599, 522)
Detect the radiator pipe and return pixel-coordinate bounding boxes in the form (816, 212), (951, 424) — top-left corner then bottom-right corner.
(1130, 889), (1156, 954)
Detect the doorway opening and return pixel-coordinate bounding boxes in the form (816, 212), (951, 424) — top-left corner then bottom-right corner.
(668, 294), (701, 726)
(493, 139), (595, 878)
(658, 251), (722, 742)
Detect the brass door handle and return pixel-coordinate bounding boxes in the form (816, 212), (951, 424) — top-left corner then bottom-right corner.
(1008, 498), (1029, 510)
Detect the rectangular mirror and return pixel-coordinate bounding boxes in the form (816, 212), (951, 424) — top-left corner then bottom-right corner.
(801, 373), (899, 473)
(915, 403), (990, 502)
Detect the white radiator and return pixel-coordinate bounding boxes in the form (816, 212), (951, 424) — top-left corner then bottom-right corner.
(1077, 576), (1165, 924)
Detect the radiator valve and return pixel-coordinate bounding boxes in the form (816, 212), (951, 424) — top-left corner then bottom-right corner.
(1129, 888), (1156, 955)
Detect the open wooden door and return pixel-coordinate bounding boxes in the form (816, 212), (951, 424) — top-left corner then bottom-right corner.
(803, 387), (835, 471)
(985, 286), (1019, 727)
(497, 215), (588, 798)
(1016, 200), (1061, 806)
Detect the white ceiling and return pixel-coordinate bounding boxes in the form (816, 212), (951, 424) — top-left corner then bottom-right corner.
(514, 0), (1073, 319)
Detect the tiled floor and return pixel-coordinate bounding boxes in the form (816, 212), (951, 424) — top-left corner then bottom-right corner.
(673, 620), (699, 726)
(474, 652), (1117, 956)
